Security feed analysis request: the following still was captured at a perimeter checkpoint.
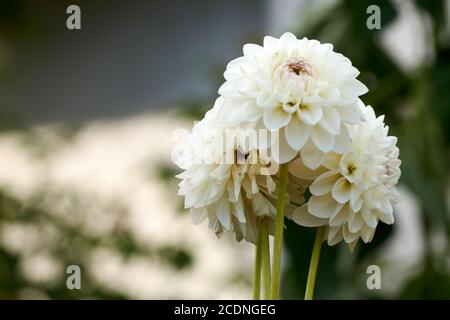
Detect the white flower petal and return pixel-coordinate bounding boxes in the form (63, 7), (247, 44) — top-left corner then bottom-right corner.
(350, 186), (363, 209)
(340, 79), (368, 97)
(285, 115), (310, 150)
(347, 240), (358, 252)
(343, 223), (360, 243)
(319, 107), (341, 135)
(361, 207), (378, 229)
(292, 205), (328, 227)
(360, 226), (375, 243)
(323, 152), (341, 170)
(234, 194), (247, 223)
(216, 196), (231, 231)
(298, 104), (323, 125)
(332, 124), (351, 153)
(319, 86), (340, 102)
(331, 177), (352, 203)
(263, 107), (291, 130)
(377, 208), (394, 225)
(327, 226), (343, 246)
(308, 194), (344, 219)
(337, 103), (364, 124)
(218, 81), (239, 98)
(350, 195), (363, 212)
(190, 207), (208, 225)
(311, 125), (335, 153)
(300, 141), (326, 169)
(310, 170), (340, 196)
(243, 43), (264, 58)
(288, 158), (325, 180)
(263, 35), (278, 48)
(215, 97), (260, 126)
(379, 197), (393, 215)
(364, 190), (380, 209)
(280, 32), (298, 43)
(348, 211), (364, 233)
(330, 204), (350, 227)
(271, 129), (298, 164)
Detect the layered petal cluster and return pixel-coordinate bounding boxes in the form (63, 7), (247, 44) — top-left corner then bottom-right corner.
(173, 33), (401, 249)
(291, 105), (401, 249)
(216, 32), (368, 166)
(174, 107), (304, 243)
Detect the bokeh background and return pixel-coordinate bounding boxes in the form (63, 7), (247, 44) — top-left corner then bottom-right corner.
(0, 0), (449, 299)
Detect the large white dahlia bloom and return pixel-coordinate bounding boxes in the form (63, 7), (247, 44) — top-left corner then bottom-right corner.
(174, 107), (304, 243)
(290, 105), (401, 250)
(216, 32), (368, 167)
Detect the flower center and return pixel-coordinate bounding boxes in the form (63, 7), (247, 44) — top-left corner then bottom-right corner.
(285, 58), (313, 76)
(347, 164), (356, 175)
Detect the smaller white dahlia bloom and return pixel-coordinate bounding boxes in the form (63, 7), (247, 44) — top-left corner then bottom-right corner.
(216, 32), (368, 166)
(291, 105), (401, 250)
(173, 107), (304, 243)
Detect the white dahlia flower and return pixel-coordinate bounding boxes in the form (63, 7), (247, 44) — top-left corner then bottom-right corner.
(216, 32), (368, 166)
(290, 105), (401, 250)
(173, 107), (304, 243)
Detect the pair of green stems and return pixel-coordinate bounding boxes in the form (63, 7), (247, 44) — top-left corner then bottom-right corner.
(252, 163), (325, 300)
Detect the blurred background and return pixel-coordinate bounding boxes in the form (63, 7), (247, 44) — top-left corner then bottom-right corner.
(0, 0), (449, 299)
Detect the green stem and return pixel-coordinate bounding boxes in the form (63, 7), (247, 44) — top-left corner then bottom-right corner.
(304, 226), (325, 300)
(270, 163), (289, 300)
(260, 217), (271, 299)
(252, 226), (263, 300)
